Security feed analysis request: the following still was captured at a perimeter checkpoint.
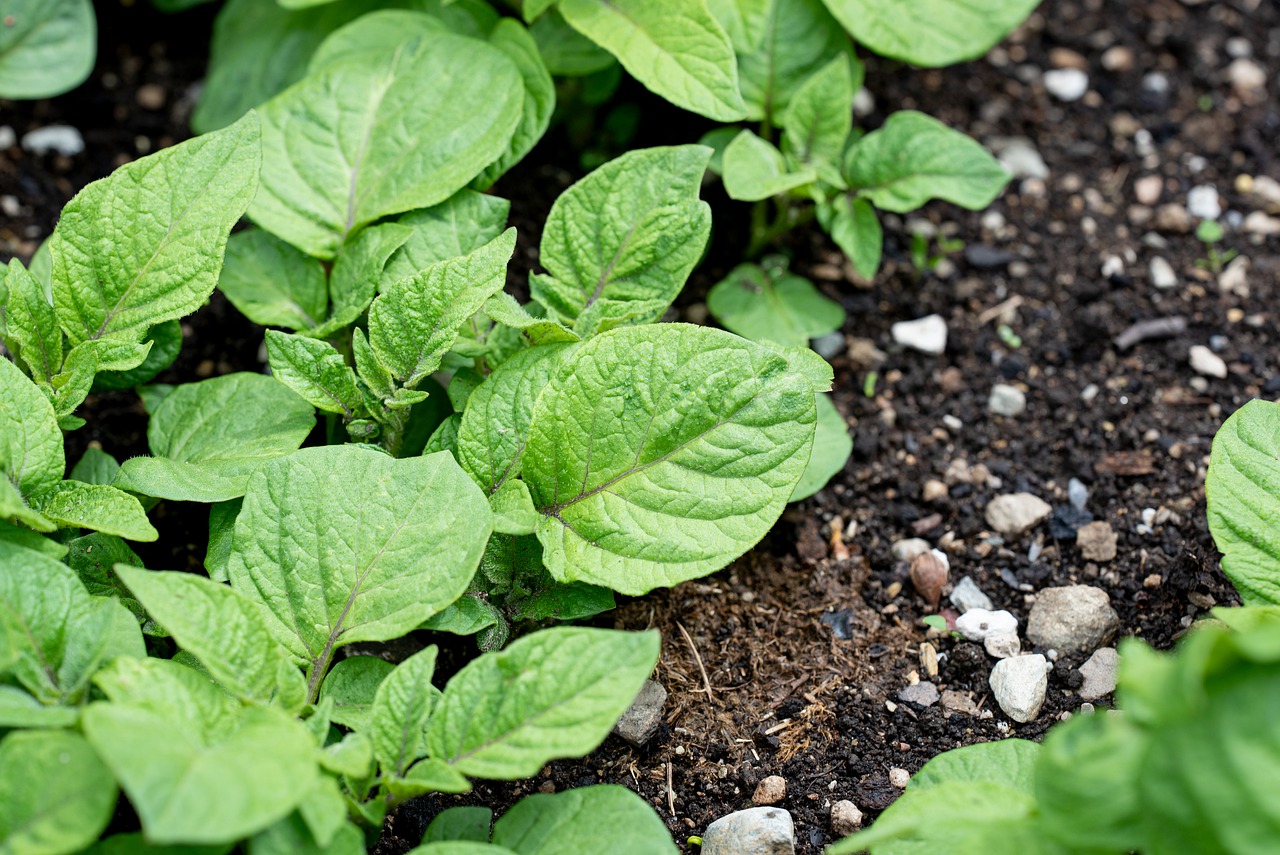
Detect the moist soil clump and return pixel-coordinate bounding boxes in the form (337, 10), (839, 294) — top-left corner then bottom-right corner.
(3, 1), (1276, 852)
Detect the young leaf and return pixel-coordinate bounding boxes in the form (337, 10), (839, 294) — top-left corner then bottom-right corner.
(528, 9), (614, 76)
(721, 130), (816, 201)
(385, 192), (511, 282)
(474, 20), (556, 189)
(557, 0), (746, 121)
(0, 685), (80, 728)
(491, 785), (679, 854)
(51, 113), (261, 345)
(319, 655), (395, 731)
(218, 229), (328, 331)
(251, 28), (522, 258)
(385, 758), (472, 800)
(313, 223), (415, 339)
(790, 393), (852, 501)
(115, 566), (306, 709)
(266, 331), (364, 418)
(420, 593), (504, 638)
(0, 519), (67, 559)
(0, 0), (96, 99)
(227, 446), (492, 696)
(734, 0), (851, 126)
(843, 111), (1010, 212)
(4, 259), (63, 384)
(456, 343), (576, 494)
(65, 533), (152, 631)
(113, 373), (316, 503)
(369, 229), (516, 387)
(320, 731), (375, 779)
(820, 0), (1040, 67)
(0, 356), (65, 509)
(490, 479), (538, 536)
(825, 194), (882, 279)
(422, 806), (492, 844)
(706, 262), (845, 347)
(523, 325), (819, 595)
(1206, 399), (1280, 606)
(92, 320), (184, 391)
(205, 500), (241, 583)
(0, 730), (118, 854)
(249, 814), (365, 855)
(482, 293), (579, 346)
(783, 53), (859, 177)
(33, 481), (159, 542)
(369, 645), (439, 776)
(426, 627), (659, 778)
(531, 146), (711, 332)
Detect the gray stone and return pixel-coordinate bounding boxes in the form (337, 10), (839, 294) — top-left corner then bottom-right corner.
(1079, 647), (1119, 700)
(1149, 256), (1178, 290)
(891, 538), (931, 562)
(611, 680), (667, 746)
(985, 493), (1053, 536)
(891, 314), (947, 355)
(830, 801), (863, 836)
(702, 807), (795, 855)
(1187, 184), (1222, 220)
(1026, 586), (1120, 654)
(1068, 478), (1089, 511)
(984, 631), (1022, 659)
(940, 690), (980, 716)
(993, 137), (1049, 180)
(897, 681), (939, 707)
(950, 576), (994, 613)
(988, 384), (1027, 417)
(1189, 345), (1228, 379)
(1044, 68), (1089, 101)
(955, 608), (1019, 641)
(21, 125), (84, 157)
(810, 331), (846, 360)
(1076, 521), (1118, 562)
(989, 654), (1051, 722)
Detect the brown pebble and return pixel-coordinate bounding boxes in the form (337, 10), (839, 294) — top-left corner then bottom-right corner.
(753, 775), (787, 805)
(1076, 521), (1118, 562)
(136, 83), (166, 110)
(909, 551), (949, 609)
(195, 359), (216, 378)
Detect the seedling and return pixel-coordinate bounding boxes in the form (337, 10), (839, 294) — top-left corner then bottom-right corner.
(1194, 219), (1237, 274)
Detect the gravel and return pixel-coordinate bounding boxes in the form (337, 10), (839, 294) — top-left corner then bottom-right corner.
(1026, 585), (1120, 654)
(989, 654), (1051, 722)
(702, 808), (795, 855)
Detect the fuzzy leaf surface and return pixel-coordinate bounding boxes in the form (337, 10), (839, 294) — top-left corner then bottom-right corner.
(0, 0), (95, 99)
(733, 0), (851, 125)
(319, 655), (394, 731)
(369, 645), (439, 776)
(385, 192), (511, 282)
(266, 332), (364, 418)
(0, 730), (117, 855)
(707, 263), (844, 347)
(4, 259), (63, 384)
(34, 482), (158, 542)
(218, 229), (328, 331)
(0, 356), (63, 505)
(722, 130), (816, 201)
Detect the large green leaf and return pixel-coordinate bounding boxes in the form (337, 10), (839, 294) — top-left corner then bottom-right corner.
(523, 325), (823, 595)
(314, 223), (414, 338)
(368, 645), (439, 776)
(0, 541), (144, 707)
(782, 52), (858, 179)
(33, 482), (158, 542)
(50, 114), (261, 345)
(530, 146), (711, 334)
(721, 130), (816, 201)
(1206, 399), (1280, 606)
(114, 373), (316, 503)
(0, 357), (63, 508)
(4, 259), (63, 385)
(557, 0), (746, 121)
(319, 655), (394, 731)
(0, 730), (117, 855)
(368, 230), (516, 387)
(474, 20), (555, 189)
(491, 786), (678, 855)
(0, 0), (95, 99)
(528, 9), (614, 76)
(820, 0), (1040, 67)
(706, 262), (844, 347)
(385, 192), (511, 282)
(84, 834), (232, 855)
(426, 627), (658, 778)
(217, 229), (327, 331)
(842, 111), (1009, 212)
(227, 446), (491, 696)
(790, 393), (851, 501)
(83, 658), (318, 845)
(733, 0), (851, 125)
(250, 23), (522, 259)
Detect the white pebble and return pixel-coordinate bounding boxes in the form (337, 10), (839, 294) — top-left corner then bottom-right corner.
(1044, 68), (1089, 102)
(1189, 345), (1227, 379)
(21, 125), (85, 157)
(891, 314), (948, 355)
(988, 384), (1027, 417)
(888, 768), (910, 789)
(1187, 185), (1221, 220)
(956, 608), (1019, 641)
(1149, 256), (1178, 289)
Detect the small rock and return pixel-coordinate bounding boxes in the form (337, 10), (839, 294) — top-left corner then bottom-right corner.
(897, 681), (940, 707)
(1101, 45), (1134, 72)
(0, 126), (14, 149)
(989, 654), (1051, 722)
(1149, 256), (1178, 289)
(994, 137), (1049, 180)
(891, 314), (948, 355)
(909, 551), (949, 609)
(940, 690), (980, 716)
(892, 538), (930, 562)
(1243, 211), (1280, 236)
(852, 88), (875, 118)
(1154, 204), (1192, 233)
(0, 195), (18, 218)
(1044, 68), (1089, 101)
(1218, 256), (1248, 298)
(702, 808), (795, 855)
(1068, 478), (1089, 511)
(1243, 174), (1280, 212)
(1076, 521), (1118, 562)
(1049, 47), (1088, 69)
(988, 384), (1027, 417)
(1050, 505), (1094, 539)
(985, 631), (1022, 659)
(136, 83), (167, 110)
(1227, 57), (1267, 102)
(985, 493), (1053, 536)
(920, 642), (939, 677)
(922, 478), (949, 503)
(830, 801), (863, 837)
(21, 125), (85, 157)
(753, 775), (787, 806)
(1187, 185), (1221, 220)
(810, 331), (845, 360)
(611, 680), (667, 746)
(950, 576), (994, 613)
(888, 768), (910, 789)
(1189, 345), (1227, 379)
(1134, 175), (1162, 206)
(955, 608), (1019, 641)
(964, 244), (1015, 269)
(1078, 647), (1119, 700)
(1026, 585), (1120, 653)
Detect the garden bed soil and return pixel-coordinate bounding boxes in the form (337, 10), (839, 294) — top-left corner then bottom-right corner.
(3, 0), (1277, 851)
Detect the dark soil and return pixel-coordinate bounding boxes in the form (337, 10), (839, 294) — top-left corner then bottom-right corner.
(3, 0), (1277, 852)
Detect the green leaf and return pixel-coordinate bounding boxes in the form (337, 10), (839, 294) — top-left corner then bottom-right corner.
(424, 413), (462, 456)
(319, 731), (374, 779)
(427, 627), (658, 778)
(706, 262), (844, 347)
(92, 320), (184, 391)
(319, 655), (395, 731)
(820, 0), (1039, 66)
(266, 332), (364, 418)
(492, 785), (678, 854)
(523, 325), (818, 595)
(557, 0), (746, 121)
(69, 448), (121, 486)
(482, 294), (579, 346)
(83, 657), (319, 845)
(384, 758), (471, 799)
(531, 146), (711, 333)
(51, 338), (153, 427)
(314, 223), (415, 339)
(490, 479), (538, 536)
(0, 356), (64, 502)
(911, 738), (1041, 794)
(369, 645), (439, 776)
(306, 8), (446, 69)
(0, 685), (80, 728)
(506, 582), (614, 625)
(218, 229), (327, 330)
(0, 0), (95, 99)
(249, 813), (365, 855)
(529, 10), (614, 76)
(735, 0), (851, 126)
(843, 111), (1010, 213)
(50, 113), (261, 345)
(251, 25), (522, 259)
(64, 533), (155, 633)
(369, 230), (516, 386)
(474, 20), (555, 189)
(84, 834), (232, 855)
(114, 373), (316, 503)
(0, 479), (53, 533)
(422, 807), (491, 844)
(825, 194), (882, 279)
(385, 192), (511, 282)
(790, 393), (851, 501)
(1206, 399), (1280, 606)
(721, 130), (816, 201)
(115, 566), (305, 709)
(33, 482), (158, 542)
(0, 730), (117, 855)
(227, 446), (491, 695)
(420, 593), (503, 637)
(456, 343), (576, 495)
(783, 53), (858, 177)
(407, 844), (514, 855)
(205, 500), (241, 583)
(4, 259), (63, 384)
(706, 0), (771, 52)
(0, 520), (67, 559)
(0, 540), (145, 706)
